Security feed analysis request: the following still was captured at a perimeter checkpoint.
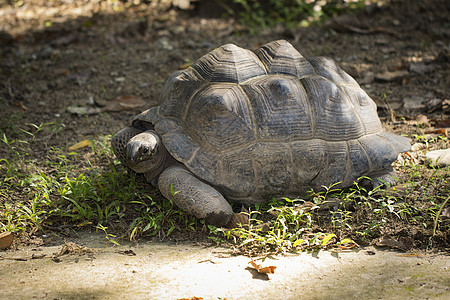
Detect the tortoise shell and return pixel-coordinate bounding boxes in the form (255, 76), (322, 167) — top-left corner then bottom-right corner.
(133, 40), (410, 203)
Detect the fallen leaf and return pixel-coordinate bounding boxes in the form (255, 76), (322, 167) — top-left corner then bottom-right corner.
(103, 95), (146, 112)
(432, 119), (450, 128)
(375, 70), (409, 82)
(249, 258), (276, 274)
(0, 231), (14, 250)
(339, 244), (358, 250)
(16, 101), (27, 111)
(425, 128), (449, 137)
(67, 105), (103, 115)
(179, 62), (192, 69)
(68, 140), (91, 151)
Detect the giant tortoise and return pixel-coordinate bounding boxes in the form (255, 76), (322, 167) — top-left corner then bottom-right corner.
(112, 40), (411, 227)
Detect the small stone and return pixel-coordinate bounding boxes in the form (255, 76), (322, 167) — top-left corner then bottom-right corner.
(409, 62), (435, 74)
(403, 96), (426, 111)
(425, 149), (450, 166)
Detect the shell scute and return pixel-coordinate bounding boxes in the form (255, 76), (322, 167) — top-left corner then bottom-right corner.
(252, 143), (292, 197)
(159, 69), (207, 121)
(307, 56), (358, 85)
(190, 43), (266, 84)
(242, 76), (313, 140)
(184, 84), (255, 151)
(300, 76), (365, 140)
(255, 39), (315, 78)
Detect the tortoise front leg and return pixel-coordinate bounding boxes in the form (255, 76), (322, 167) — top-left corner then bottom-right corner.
(158, 165), (233, 227)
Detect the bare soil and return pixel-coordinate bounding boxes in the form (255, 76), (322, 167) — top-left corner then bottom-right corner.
(1, 232), (449, 299)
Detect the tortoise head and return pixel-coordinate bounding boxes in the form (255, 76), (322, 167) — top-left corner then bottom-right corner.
(126, 130), (167, 178)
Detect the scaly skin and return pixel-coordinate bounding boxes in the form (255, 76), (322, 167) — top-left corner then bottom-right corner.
(111, 129), (234, 227)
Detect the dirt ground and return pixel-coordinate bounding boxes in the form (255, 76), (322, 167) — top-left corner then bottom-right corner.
(1, 232), (449, 299)
(1, 0), (449, 150)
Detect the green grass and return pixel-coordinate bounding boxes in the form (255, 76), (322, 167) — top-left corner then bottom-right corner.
(225, 0), (373, 33)
(0, 125), (200, 242)
(0, 122), (448, 254)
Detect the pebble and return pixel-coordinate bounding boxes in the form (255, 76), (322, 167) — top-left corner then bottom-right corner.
(425, 149), (450, 167)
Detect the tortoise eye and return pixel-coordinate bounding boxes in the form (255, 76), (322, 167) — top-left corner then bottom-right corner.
(151, 144), (158, 154)
(142, 146), (149, 154)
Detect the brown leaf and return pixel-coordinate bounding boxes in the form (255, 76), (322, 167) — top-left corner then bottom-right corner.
(375, 70), (409, 82)
(339, 244), (358, 250)
(432, 119), (450, 128)
(103, 95), (146, 112)
(249, 258), (276, 274)
(425, 128), (448, 137)
(0, 231), (14, 250)
(16, 101), (27, 111)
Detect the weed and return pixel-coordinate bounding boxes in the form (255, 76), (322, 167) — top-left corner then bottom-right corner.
(226, 0), (372, 33)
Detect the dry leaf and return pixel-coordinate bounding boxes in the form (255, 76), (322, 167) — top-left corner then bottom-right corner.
(103, 95), (146, 112)
(249, 258), (276, 274)
(0, 231), (14, 250)
(432, 119), (450, 128)
(179, 62), (192, 69)
(339, 244), (358, 250)
(17, 101), (27, 111)
(67, 106), (103, 115)
(68, 140), (91, 151)
(375, 70), (409, 82)
(425, 128), (448, 137)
